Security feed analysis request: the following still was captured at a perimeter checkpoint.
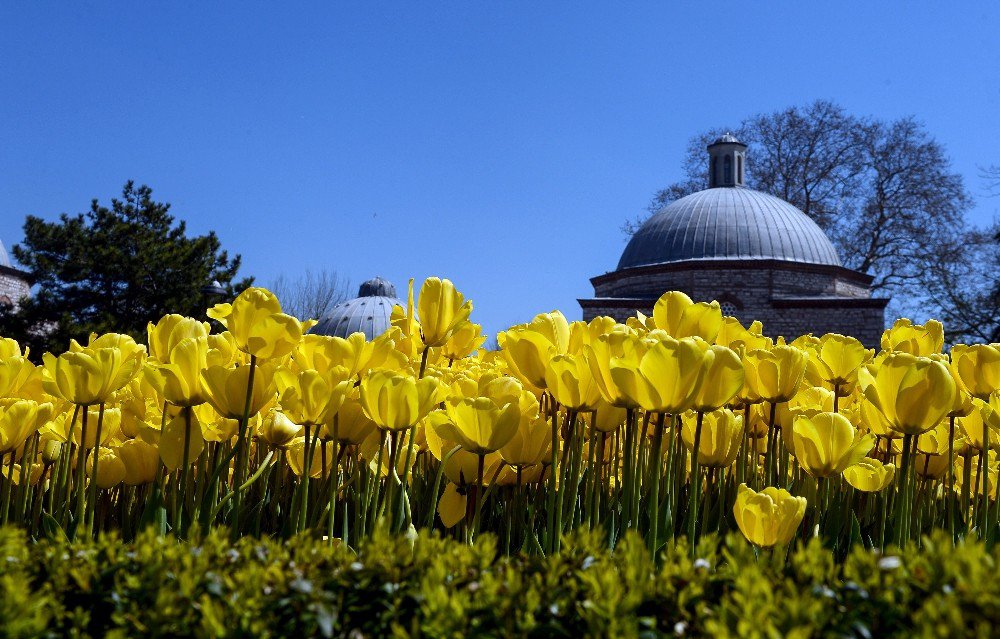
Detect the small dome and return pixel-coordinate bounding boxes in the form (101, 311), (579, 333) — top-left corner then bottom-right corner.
(311, 277), (408, 340)
(0, 240), (11, 268)
(710, 132), (744, 146)
(618, 187), (841, 270)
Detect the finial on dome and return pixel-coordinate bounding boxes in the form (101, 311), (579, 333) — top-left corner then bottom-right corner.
(707, 132), (747, 188)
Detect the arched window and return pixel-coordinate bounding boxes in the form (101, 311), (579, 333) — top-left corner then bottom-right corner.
(724, 155), (732, 184)
(711, 157), (718, 187)
(738, 155), (744, 184)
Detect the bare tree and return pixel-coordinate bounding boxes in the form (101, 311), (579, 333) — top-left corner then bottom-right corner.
(635, 101), (975, 320)
(269, 269), (352, 321)
(981, 164), (1000, 196)
(921, 224), (1000, 344)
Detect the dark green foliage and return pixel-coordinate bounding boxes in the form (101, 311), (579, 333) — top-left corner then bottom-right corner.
(0, 181), (251, 357)
(1, 527), (996, 638)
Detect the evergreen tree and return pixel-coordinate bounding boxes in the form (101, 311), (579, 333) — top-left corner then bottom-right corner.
(0, 181), (251, 356)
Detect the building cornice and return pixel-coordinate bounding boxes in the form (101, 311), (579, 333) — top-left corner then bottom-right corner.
(0, 264), (32, 284)
(590, 258), (875, 288)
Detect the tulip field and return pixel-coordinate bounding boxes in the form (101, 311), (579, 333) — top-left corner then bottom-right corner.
(2, 278), (999, 636)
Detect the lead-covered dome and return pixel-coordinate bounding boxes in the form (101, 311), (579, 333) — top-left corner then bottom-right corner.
(618, 187), (841, 270)
(619, 134), (841, 271)
(311, 277), (407, 340)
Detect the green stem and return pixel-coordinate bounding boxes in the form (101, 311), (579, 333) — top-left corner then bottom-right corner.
(231, 355), (258, 539)
(688, 411), (705, 555)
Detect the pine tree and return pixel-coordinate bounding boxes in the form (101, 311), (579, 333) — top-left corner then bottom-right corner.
(0, 181), (251, 356)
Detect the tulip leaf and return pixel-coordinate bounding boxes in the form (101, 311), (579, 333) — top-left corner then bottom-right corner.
(40, 513), (67, 542)
(849, 513), (862, 549)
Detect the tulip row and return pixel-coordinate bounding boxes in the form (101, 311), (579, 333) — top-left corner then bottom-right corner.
(0, 278), (998, 558)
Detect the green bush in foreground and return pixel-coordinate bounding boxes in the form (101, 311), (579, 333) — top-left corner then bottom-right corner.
(1, 528), (997, 638)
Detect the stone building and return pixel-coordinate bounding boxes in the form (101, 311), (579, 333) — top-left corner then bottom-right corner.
(579, 134), (888, 346)
(0, 240), (31, 309)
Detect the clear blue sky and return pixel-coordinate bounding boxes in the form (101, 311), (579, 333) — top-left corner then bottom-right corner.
(2, 3), (998, 337)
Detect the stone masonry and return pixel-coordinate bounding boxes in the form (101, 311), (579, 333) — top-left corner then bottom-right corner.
(579, 259), (888, 347)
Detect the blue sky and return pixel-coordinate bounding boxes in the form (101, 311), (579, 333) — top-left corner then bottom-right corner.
(2, 3), (998, 338)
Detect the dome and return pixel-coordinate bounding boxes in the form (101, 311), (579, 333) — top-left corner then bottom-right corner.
(617, 187), (841, 270)
(0, 240), (11, 268)
(311, 277), (407, 340)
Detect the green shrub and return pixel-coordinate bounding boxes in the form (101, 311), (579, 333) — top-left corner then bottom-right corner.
(0, 527), (997, 638)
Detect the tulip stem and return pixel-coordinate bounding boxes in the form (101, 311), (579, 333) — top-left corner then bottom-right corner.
(85, 403), (106, 537)
(418, 347), (430, 379)
(894, 433), (914, 547)
(546, 397), (560, 553)
(178, 406), (193, 538)
(647, 412), (666, 553)
(688, 411), (705, 555)
(72, 406), (90, 537)
(231, 355), (258, 539)
(398, 426), (417, 530)
(467, 452), (486, 542)
(980, 424), (991, 541)
(947, 416), (956, 542)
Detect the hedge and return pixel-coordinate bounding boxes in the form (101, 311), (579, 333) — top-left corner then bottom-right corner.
(1, 527), (997, 638)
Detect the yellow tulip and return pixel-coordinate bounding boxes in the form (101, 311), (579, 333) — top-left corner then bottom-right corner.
(87, 446), (126, 489)
(275, 367), (352, 426)
(425, 411), (503, 485)
(715, 317), (770, 351)
(201, 362), (277, 420)
(499, 414), (552, 467)
(587, 398), (627, 433)
(957, 398), (1000, 452)
(117, 438), (160, 485)
(567, 316), (618, 354)
(208, 287), (311, 360)
(286, 437), (336, 478)
(862, 353), (956, 436)
(743, 346), (809, 404)
(545, 353), (603, 411)
(42, 346), (144, 406)
(441, 322), (487, 361)
(359, 370), (441, 431)
(880, 318), (944, 356)
(816, 333), (872, 390)
(950, 344), (1000, 401)
(436, 396), (520, 456)
(652, 291), (723, 341)
(322, 390), (377, 444)
(0, 399), (54, 454)
(159, 411), (205, 471)
(609, 337), (706, 414)
(258, 410), (303, 448)
(0, 356), (40, 400)
(417, 277), (474, 348)
(144, 336), (210, 406)
(146, 314), (209, 363)
(437, 482), (467, 528)
(733, 483), (807, 547)
(844, 458), (895, 492)
(50, 406), (122, 450)
(915, 452), (950, 480)
(0, 337), (25, 358)
(682, 408), (744, 468)
(792, 412), (875, 478)
(690, 343), (744, 411)
(585, 328), (643, 408)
